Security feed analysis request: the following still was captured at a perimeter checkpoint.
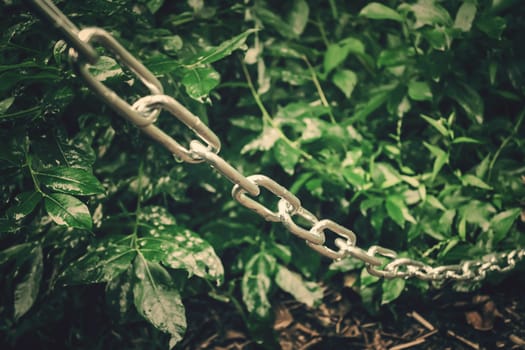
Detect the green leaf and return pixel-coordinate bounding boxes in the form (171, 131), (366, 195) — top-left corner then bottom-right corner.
(88, 56), (122, 81)
(400, 0), (452, 29)
(275, 265), (323, 308)
(44, 193), (92, 229)
(60, 235), (135, 285)
(181, 66), (220, 103)
(423, 142), (449, 181)
(476, 15), (506, 39)
(447, 82), (484, 124)
(332, 69), (358, 98)
(381, 278), (405, 304)
(454, 1), (477, 32)
(420, 114), (448, 137)
(273, 139), (301, 175)
(343, 167), (367, 188)
(14, 246), (43, 320)
(161, 35), (183, 54)
(351, 90), (390, 121)
(323, 38), (364, 74)
(490, 208), (520, 244)
(241, 127), (280, 154)
(288, 0), (309, 36)
(422, 26), (453, 51)
(146, 0), (164, 13)
(461, 174), (493, 190)
(6, 191), (42, 220)
(452, 136), (482, 144)
(377, 48), (411, 67)
(0, 96), (15, 115)
(138, 206), (178, 227)
(186, 29), (257, 67)
(105, 266), (135, 323)
(359, 2), (403, 22)
(138, 227), (224, 284)
(133, 257), (186, 348)
(408, 81), (433, 101)
(0, 243), (35, 266)
(385, 195), (406, 228)
(36, 166), (105, 196)
(242, 252), (276, 319)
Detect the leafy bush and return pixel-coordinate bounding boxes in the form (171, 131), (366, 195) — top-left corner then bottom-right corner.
(1, 0), (524, 348)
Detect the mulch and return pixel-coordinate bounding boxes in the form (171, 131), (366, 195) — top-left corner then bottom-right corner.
(180, 275), (525, 350)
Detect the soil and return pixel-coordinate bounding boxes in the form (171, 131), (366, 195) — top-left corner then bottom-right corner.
(180, 275), (525, 350)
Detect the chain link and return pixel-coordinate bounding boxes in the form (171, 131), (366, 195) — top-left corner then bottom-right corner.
(29, 0), (525, 282)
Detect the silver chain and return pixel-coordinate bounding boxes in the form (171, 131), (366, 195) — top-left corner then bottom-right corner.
(28, 0), (525, 282)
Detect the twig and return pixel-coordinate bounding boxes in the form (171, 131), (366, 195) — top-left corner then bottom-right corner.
(408, 311), (435, 331)
(390, 337), (426, 350)
(447, 330), (480, 350)
(509, 334), (525, 346)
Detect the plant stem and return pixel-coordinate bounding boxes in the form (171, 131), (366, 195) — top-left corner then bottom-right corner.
(302, 55), (336, 124)
(240, 61), (313, 160)
(488, 107), (525, 180)
(132, 160), (144, 238)
(25, 152), (44, 195)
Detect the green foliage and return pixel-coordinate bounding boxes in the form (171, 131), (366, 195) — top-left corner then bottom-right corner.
(1, 0), (524, 348)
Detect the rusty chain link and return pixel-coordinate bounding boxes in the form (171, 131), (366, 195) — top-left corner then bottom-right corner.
(28, 0), (525, 282)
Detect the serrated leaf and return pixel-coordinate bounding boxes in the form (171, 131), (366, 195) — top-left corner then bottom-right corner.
(381, 278), (405, 304)
(60, 235), (135, 285)
(6, 191), (42, 220)
(490, 208), (520, 244)
(44, 193), (92, 229)
(273, 139), (301, 175)
(461, 174), (493, 190)
(454, 1), (477, 32)
(275, 265), (323, 308)
(408, 81), (433, 101)
(14, 246), (43, 320)
(359, 2), (403, 22)
(133, 257), (186, 347)
(420, 114), (448, 137)
(242, 252), (276, 319)
(332, 69), (358, 98)
(181, 66), (220, 103)
(288, 0), (309, 36)
(186, 29), (257, 67)
(36, 166), (104, 196)
(447, 82), (484, 124)
(138, 227), (224, 284)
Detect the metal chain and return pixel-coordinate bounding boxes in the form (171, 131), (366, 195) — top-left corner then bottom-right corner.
(28, 0), (525, 282)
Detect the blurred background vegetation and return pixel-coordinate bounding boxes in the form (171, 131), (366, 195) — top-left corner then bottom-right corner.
(1, 0), (524, 348)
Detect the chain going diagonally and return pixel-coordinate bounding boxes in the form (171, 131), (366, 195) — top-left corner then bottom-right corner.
(27, 0), (525, 282)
